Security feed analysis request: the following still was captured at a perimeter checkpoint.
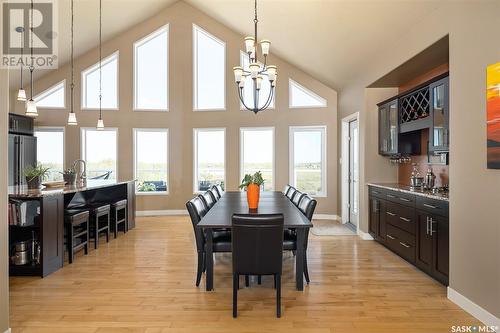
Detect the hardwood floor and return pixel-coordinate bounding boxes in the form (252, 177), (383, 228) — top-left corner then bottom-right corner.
(10, 216), (479, 333)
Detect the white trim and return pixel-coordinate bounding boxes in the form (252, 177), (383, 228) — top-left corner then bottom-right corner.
(133, 25), (169, 112)
(192, 24), (226, 111)
(448, 287), (500, 327)
(357, 229), (374, 240)
(33, 79), (66, 109)
(312, 214), (340, 220)
(80, 127), (119, 180)
(133, 128), (169, 195)
(341, 113), (360, 226)
(34, 126), (66, 172)
(4, 328), (11, 333)
(289, 78), (327, 109)
(136, 209), (188, 217)
(239, 50), (275, 110)
(239, 127), (275, 191)
(193, 128), (226, 193)
(81, 51), (119, 110)
(289, 125), (327, 197)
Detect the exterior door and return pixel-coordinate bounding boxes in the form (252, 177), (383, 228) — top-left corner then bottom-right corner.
(348, 119), (359, 229)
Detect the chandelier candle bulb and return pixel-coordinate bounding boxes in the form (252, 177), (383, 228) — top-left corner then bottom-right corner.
(233, 66), (243, 82)
(260, 40), (270, 56)
(245, 36), (255, 53)
(17, 89), (26, 101)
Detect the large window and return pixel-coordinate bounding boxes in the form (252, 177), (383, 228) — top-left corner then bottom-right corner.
(81, 52), (119, 109)
(193, 25), (225, 111)
(289, 78), (327, 108)
(193, 128), (225, 192)
(134, 129), (168, 194)
(240, 127), (274, 191)
(134, 26), (168, 111)
(289, 126), (327, 196)
(81, 128), (117, 180)
(34, 128), (64, 181)
(240, 51), (274, 109)
(34, 80), (65, 109)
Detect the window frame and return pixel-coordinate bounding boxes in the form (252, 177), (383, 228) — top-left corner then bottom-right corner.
(239, 126), (275, 191)
(34, 126), (66, 179)
(239, 50), (275, 111)
(81, 51), (120, 111)
(133, 128), (169, 196)
(33, 80), (66, 109)
(193, 127), (226, 194)
(289, 125), (327, 197)
(192, 24), (226, 112)
(133, 25), (169, 112)
(80, 127), (119, 180)
(288, 78), (327, 109)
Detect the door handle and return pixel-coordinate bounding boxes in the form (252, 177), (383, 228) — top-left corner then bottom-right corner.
(423, 203), (437, 209)
(426, 216), (430, 235)
(386, 211), (396, 216)
(430, 218), (436, 236)
(399, 217), (411, 222)
(399, 242), (411, 248)
(387, 234), (395, 240)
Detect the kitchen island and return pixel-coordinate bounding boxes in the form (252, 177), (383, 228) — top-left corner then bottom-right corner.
(8, 180), (136, 277)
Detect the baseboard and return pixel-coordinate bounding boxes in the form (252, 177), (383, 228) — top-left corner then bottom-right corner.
(313, 214), (340, 221)
(136, 209), (188, 217)
(4, 328), (11, 333)
(357, 229), (374, 240)
(448, 287), (500, 328)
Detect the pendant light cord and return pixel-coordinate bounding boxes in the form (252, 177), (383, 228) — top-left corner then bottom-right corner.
(98, 0), (102, 120)
(70, 0), (74, 114)
(253, 0), (258, 62)
(29, 0), (34, 100)
(20, 28), (23, 87)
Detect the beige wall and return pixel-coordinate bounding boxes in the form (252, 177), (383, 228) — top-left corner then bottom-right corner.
(10, 1), (338, 214)
(1, 69), (10, 332)
(339, 0), (499, 321)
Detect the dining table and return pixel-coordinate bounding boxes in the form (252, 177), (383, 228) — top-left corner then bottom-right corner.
(197, 191), (313, 291)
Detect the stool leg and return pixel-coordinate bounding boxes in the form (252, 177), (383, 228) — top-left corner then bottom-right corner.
(84, 220), (89, 255)
(124, 206), (128, 233)
(94, 216), (99, 249)
(69, 224), (74, 264)
(106, 212), (110, 243)
(114, 209), (118, 239)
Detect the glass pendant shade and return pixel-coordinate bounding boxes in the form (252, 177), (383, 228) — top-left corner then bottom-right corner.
(67, 112), (77, 125)
(25, 99), (38, 117)
(260, 40), (270, 55)
(244, 36), (255, 53)
(249, 62), (260, 78)
(233, 66), (243, 82)
(96, 118), (104, 130)
(256, 75), (263, 90)
(17, 88), (26, 101)
(267, 65), (277, 81)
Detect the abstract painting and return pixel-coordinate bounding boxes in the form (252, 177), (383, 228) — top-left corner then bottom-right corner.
(487, 62), (500, 169)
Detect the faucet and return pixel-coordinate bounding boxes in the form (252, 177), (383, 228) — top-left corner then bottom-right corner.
(72, 159), (87, 186)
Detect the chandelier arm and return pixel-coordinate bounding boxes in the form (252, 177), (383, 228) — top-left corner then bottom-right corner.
(238, 86), (253, 111)
(253, 78), (258, 111)
(263, 86), (274, 110)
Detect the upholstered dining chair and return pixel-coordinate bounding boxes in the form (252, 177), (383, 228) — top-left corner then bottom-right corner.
(286, 187), (297, 200)
(283, 185), (291, 196)
(200, 191), (216, 209)
(214, 184), (224, 198)
(231, 213), (284, 318)
(292, 190), (306, 207)
(210, 187), (221, 201)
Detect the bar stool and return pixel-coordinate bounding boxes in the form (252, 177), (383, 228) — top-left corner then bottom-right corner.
(64, 209), (90, 264)
(111, 199), (128, 238)
(89, 204), (111, 249)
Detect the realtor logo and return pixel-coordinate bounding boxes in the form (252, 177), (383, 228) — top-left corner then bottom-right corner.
(1, 0), (58, 68)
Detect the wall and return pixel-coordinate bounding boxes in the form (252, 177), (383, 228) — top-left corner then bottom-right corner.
(10, 1), (338, 215)
(340, 0), (499, 322)
(1, 69), (10, 332)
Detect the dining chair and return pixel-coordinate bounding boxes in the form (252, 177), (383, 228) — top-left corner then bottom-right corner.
(200, 191), (216, 209)
(210, 187), (221, 201)
(232, 213), (284, 318)
(283, 185), (291, 196)
(186, 196), (231, 287)
(214, 184), (224, 198)
(297, 194), (317, 283)
(292, 190), (306, 207)
(286, 187), (297, 200)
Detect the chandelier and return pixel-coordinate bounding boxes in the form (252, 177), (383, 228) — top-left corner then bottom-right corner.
(233, 0), (277, 114)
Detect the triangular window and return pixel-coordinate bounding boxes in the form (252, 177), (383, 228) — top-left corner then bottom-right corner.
(289, 78), (327, 108)
(34, 80), (65, 108)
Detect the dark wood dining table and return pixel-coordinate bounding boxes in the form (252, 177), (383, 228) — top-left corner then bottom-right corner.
(197, 191), (313, 291)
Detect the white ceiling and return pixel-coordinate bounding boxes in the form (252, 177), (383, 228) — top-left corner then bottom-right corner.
(9, 0), (444, 91)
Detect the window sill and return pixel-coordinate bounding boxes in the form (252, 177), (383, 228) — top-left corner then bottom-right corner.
(136, 191), (169, 196)
(81, 107), (119, 111)
(133, 108), (169, 112)
(193, 108), (226, 112)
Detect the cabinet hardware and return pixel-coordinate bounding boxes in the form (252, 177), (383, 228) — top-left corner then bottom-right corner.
(387, 234), (395, 240)
(386, 211), (396, 216)
(426, 216), (430, 235)
(372, 191), (380, 195)
(430, 218), (436, 236)
(400, 197), (410, 202)
(399, 242), (411, 248)
(386, 194), (396, 198)
(423, 203), (437, 209)
(399, 217), (411, 222)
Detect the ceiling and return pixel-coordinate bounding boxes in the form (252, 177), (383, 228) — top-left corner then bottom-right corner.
(8, 0), (445, 91)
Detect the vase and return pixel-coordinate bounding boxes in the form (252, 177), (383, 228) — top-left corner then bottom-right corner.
(246, 183), (260, 209)
(26, 176), (41, 189)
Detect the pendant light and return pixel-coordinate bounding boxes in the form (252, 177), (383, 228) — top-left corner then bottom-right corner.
(67, 0), (77, 125)
(16, 27), (26, 102)
(96, 0), (104, 130)
(25, 0), (38, 118)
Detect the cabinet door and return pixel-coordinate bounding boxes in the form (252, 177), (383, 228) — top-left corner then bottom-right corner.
(415, 211), (433, 275)
(387, 100), (398, 154)
(369, 196), (380, 237)
(378, 200), (386, 243)
(429, 77), (449, 152)
(431, 215), (449, 285)
(378, 105), (389, 155)
(41, 194), (64, 277)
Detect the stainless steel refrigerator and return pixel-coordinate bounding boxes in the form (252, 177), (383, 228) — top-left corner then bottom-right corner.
(8, 114), (37, 186)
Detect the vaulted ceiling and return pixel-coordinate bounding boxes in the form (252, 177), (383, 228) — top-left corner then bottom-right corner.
(8, 0), (444, 91)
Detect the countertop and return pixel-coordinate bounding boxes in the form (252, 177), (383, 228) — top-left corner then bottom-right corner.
(367, 183), (449, 202)
(8, 179), (136, 198)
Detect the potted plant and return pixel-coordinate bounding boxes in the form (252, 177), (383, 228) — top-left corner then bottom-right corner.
(23, 164), (50, 189)
(239, 171), (265, 209)
(62, 168), (76, 185)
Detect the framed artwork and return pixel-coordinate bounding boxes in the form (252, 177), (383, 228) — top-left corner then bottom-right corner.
(487, 62), (500, 169)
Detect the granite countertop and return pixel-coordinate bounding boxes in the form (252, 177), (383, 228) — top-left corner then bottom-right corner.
(8, 179), (136, 198)
(367, 183), (449, 202)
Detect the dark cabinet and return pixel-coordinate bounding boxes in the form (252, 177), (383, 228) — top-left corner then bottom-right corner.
(429, 77), (449, 152)
(9, 113), (34, 135)
(41, 195), (64, 277)
(369, 196), (386, 243)
(378, 99), (398, 155)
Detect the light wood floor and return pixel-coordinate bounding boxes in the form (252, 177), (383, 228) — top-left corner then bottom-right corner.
(10, 216), (479, 333)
